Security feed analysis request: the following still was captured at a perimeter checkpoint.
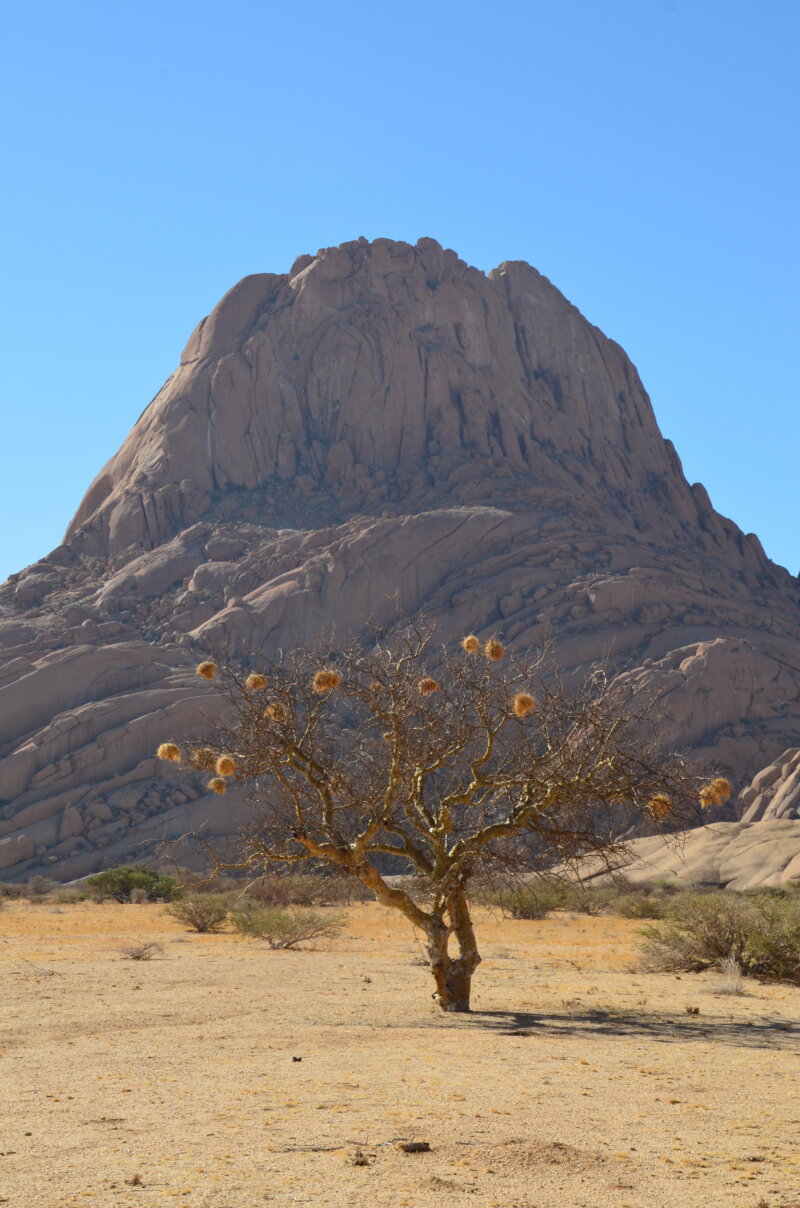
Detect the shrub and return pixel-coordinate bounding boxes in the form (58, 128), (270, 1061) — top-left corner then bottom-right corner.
(651, 878), (681, 894)
(245, 874), (319, 907)
(559, 885), (618, 915)
(229, 905), (343, 949)
(25, 875), (58, 900)
(479, 882), (568, 919)
(607, 891), (667, 919)
(712, 955), (748, 996)
(51, 887), (88, 905)
(167, 894), (229, 933)
(245, 873), (370, 907)
(0, 882), (24, 900)
(638, 891), (800, 982)
(86, 865), (182, 903)
(119, 941), (164, 960)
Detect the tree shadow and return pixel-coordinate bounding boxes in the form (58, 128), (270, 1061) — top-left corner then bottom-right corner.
(454, 1005), (800, 1050)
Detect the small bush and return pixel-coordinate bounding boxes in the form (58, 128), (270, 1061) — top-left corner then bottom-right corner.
(559, 885), (619, 915)
(0, 882), (24, 900)
(25, 876), (58, 900)
(712, 956), (748, 996)
(167, 894), (229, 933)
(229, 905), (343, 949)
(86, 865), (182, 903)
(479, 883), (567, 919)
(607, 891), (667, 920)
(638, 891), (800, 983)
(51, 887), (88, 905)
(651, 878), (681, 894)
(120, 941), (164, 960)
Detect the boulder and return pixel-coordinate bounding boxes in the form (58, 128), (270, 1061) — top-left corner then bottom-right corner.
(739, 749), (800, 821)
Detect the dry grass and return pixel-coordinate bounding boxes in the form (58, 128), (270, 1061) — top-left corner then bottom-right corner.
(0, 900), (797, 1207)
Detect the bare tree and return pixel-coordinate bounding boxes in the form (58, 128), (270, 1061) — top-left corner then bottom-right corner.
(163, 621), (718, 1012)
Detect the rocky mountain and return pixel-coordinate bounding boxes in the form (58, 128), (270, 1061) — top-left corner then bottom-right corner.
(2, 236), (799, 881)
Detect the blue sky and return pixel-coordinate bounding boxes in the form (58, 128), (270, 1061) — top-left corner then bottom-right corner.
(1, 0), (797, 584)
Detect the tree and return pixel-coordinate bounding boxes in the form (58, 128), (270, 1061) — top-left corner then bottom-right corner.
(86, 864), (181, 903)
(163, 621), (718, 1012)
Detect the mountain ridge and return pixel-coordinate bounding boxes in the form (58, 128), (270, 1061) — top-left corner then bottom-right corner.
(1, 236), (799, 881)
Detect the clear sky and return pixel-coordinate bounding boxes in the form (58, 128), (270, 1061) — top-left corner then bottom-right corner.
(1, 0), (797, 585)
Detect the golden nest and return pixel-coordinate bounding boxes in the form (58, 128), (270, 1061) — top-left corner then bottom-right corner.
(699, 777), (732, 809)
(485, 639), (505, 661)
(215, 754), (236, 776)
(197, 661), (217, 681)
(418, 677), (440, 695)
(512, 692), (536, 718)
(156, 743), (181, 763)
(647, 793), (672, 820)
(208, 777), (227, 795)
(245, 673), (266, 691)
(461, 634), (480, 653)
(312, 669), (341, 693)
(190, 747), (217, 771)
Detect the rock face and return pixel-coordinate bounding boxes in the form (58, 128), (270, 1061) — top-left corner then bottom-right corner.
(738, 749), (800, 822)
(587, 819), (800, 891)
(1, 236), (799, 881)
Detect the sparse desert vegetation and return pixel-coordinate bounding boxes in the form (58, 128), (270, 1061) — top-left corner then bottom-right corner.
(85, 865), (181, 903)
(638, 887), (800, 983)
(166, 893), (229, 933)
(228, 902), (344, 948)
(1, 888), (798, 1207)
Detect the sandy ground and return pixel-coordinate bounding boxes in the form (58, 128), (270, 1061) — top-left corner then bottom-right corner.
(0, 900), (798, 1208)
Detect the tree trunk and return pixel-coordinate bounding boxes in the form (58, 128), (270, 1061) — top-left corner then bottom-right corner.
(426, 890), (481, 1013)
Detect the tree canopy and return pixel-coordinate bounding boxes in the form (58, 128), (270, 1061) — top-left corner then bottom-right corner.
(162, 621), (723, 1011)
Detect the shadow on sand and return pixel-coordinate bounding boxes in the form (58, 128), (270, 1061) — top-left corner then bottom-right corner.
(447, 1005), (800, 1049)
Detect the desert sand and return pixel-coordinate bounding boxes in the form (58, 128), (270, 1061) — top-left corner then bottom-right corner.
(1, 900), (798, 1207)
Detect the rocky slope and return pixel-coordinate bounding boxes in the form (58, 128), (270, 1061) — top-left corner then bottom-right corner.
(1, 237), (799, 881)
(587, 818), (800, 891)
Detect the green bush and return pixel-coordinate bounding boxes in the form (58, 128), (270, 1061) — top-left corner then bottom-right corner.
(479, 882), (568, 919)
(638, 891), (800, 983)
(167, 894), (229, 933)
(607, 891), (667, 920)
(229, 904), (343, 949)
(86, 865), (181, 903)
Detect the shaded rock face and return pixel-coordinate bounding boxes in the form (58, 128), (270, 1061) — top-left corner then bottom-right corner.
(739, 750), (800, 822)
(1, 236), (800, 881)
